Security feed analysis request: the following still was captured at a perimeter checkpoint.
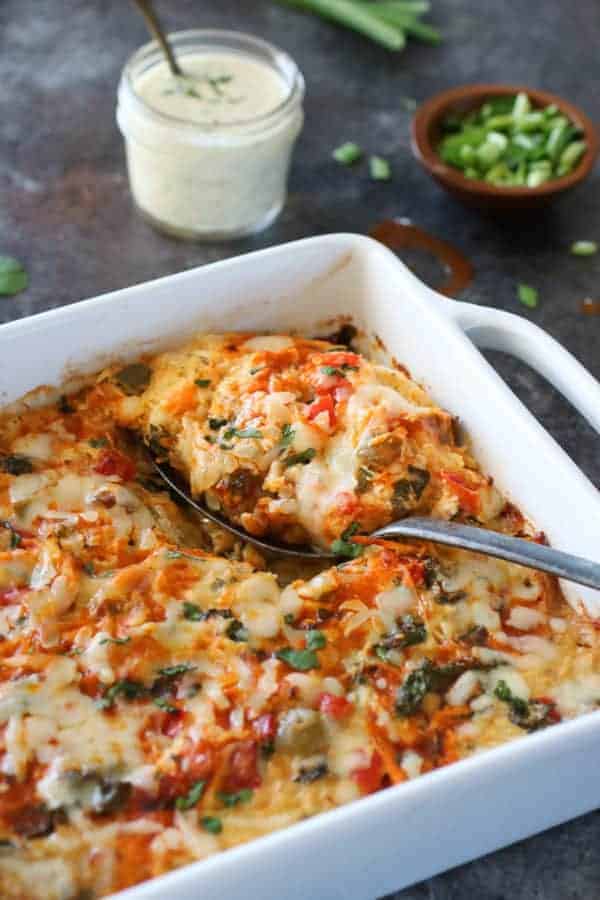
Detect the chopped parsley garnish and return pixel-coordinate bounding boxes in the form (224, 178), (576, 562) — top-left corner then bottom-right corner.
(88, 437), (109, 448)
(217, 788), (253, 807)
(305, 630), (327, 651)
(279, 423), (295, 450)
(222, 426), (263, 441)
(395, 659), (471, 716)
(99, 679), (146, 709)
(158, 663), (195, 678)
(1, 520), (22, 549)
(226, 619), (249, 642)
(283, 613), (296, 626)
(115, 363), (152, 395)
(165, 549), (204, 563)
(293, 762), (328, 784)
(201, 816), (223, 834)
(331, 522), (363, 559)
(494, 679), (556, 731)
(283, 447), (316, 468)
(175, 780), (206, 810)
(0, 454), (33, 475)
(209, 417), (229, 430)
(356, 465), (375, 493)
(195, 378), (211, 388)
(154, 697), (178, 713)
(276, 647), (320, 671)
(392, 466), (430, 513)
(99, 636), (131, 646)
(184, 603), (233, 622)
(320, 364), (358, 377)
(375, 615), (427, 660)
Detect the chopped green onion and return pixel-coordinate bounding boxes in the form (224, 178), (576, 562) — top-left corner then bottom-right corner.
(517, 283), (539, 309)
(570, 240), (598, 257)
(333, 142), (363, 165)
(201, 816), (223, 834)
(369, 155), (392, 181)
(276, 647), (320, 671)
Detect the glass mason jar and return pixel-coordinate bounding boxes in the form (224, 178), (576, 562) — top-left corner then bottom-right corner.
(116, 30), (305, 241)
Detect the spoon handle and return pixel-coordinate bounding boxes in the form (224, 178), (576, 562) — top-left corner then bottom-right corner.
(132, 0), (182, 76)
(372, 518), (600, 591)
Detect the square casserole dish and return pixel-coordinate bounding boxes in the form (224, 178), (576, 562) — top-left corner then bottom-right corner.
(0, 233), (599, 900)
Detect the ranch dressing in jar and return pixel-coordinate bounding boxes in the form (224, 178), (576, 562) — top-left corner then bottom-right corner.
(117, 31), (304, 240)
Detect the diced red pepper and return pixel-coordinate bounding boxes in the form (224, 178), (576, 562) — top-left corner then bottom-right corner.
(440, 471), (481, 515)
(536, 696), (562, 723)
(321, 352), (361, 368)
(307, 394), (336, 426)
(352, 751), (383, 795)
(225, 740), (261, 791)
(186, 742), (215, 781)
(253, 713), (277, 743)
(318, 692), (353, 720)
(161, 709), (184, 737)
(93, 449), (136, 482)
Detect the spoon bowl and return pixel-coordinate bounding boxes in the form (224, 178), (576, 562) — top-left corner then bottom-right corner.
(152, 458), (600, 590)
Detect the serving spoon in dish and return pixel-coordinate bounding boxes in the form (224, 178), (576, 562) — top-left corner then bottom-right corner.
(154, 458), (600, 590)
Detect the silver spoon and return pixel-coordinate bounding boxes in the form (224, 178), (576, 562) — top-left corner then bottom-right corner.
(154, 459), (600, 591)
(132, 0), (182, 76)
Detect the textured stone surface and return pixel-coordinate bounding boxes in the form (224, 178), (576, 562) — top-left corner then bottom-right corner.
(1, 1), (599, 897)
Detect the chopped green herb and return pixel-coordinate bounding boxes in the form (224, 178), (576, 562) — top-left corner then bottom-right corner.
(115, 363), (152, 396)
(218, 788), (253, 807)
(249, 366), (265, 375)
(369, 155), (392, 181)
(333, 142), (363, 165)
(356, 465), (375, 494)
(89, 437), (109, 448)
(1, 521), (22, 549)
(283, 447), (316, 468)
(294, 762), (328, 783)
(165, 549), (204, 563)
(493, 679), (555, 731)
(279, 423), (295, 450)
(517, 283), (539, 308)
(223, 426), (263, 441)
(331, 522), (363, 559)
(175, 780), (206, 810)
(201, 816), (223, 834)
(195, 378), (211, 388)
(99, 679), (146, 709)
(183, 602), (204, 621)
(154, 697), (178, 713)
(99, 636), (131, 646)
(321, 364), (358, 377)
(392, 465), (430, 514)
(276, 647), (320, 671)
(570, 240), (598, 257)
(226, 619), (249, 642)
(0, 454), (33, 475)
(209, 417), (229, 430)
(305, 630), (327, 650)
(438, 93), (586, 187)
(158, 663), (194, 678)
(375, 615), (427, 658)
(283, 613), (297, 626)
(0, 256), (28, 297)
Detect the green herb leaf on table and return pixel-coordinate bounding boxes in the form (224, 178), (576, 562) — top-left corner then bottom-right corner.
(333, 142), (363, 165)
(369, 155), (392, 181)
(0, 256), (28, 297)
(570, 240), (598, 257)
(517, 283), (539, 308)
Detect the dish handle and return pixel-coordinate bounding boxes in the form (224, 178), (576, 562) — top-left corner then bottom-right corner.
(447, 301), (600, 435)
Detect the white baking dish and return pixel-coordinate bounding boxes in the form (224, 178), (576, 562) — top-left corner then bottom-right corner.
(1, 233), (599, 899)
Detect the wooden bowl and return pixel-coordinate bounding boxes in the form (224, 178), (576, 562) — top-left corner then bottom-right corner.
(411, 84), (599, 212)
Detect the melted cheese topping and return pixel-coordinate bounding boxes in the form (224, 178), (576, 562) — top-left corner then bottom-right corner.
(0, 331), (596, 900)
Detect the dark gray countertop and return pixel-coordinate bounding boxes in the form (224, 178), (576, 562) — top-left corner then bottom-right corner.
(1, 1), (599, 897)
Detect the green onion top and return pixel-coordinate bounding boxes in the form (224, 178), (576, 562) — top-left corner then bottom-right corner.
(438, 92), (587, 188)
